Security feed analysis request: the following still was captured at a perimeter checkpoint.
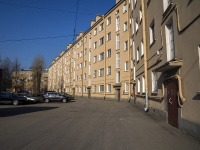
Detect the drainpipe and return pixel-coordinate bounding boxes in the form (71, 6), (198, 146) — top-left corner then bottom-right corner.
(142, 0), (149, 112)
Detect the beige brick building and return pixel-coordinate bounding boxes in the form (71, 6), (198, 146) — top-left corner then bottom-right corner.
(48, 0), (200, 139)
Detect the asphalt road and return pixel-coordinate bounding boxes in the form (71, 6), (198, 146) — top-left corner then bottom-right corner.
(0, 98), (200, 150)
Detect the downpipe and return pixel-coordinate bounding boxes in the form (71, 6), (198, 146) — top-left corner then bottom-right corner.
(144, 92), (149, 112)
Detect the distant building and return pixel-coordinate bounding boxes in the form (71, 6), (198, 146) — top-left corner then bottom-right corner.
(12, 69), (48, 93)
(48, 0), (200, 140)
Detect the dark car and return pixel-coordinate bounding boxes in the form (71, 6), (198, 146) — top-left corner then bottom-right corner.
(0, 91), (21, 105)
(17, 93), (38, 104)
(43, 92), (69, 103)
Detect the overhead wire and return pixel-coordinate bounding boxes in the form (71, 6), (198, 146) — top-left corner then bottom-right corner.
(0, 35), (74, 43)
(0, 1), (94, 15)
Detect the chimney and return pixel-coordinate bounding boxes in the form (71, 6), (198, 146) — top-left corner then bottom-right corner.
(91, 19), (96, 27)
(96, 14), (102, 22)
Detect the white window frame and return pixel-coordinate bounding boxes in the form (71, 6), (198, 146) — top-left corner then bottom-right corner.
(125, 61), (128, 71)
(123, 4), (127, 13)
(99, 52), (104, 61)
(107, 84), (111, 92)
(116, 53), (120, 68)
(137, 78), (140, 93)
(149, 20), (155, 45)
(139, 7), (142, 22)
(116, 34), (120, 50)
(116, 71), (120, 83)
(141, 40), (144, 56)
(107, 32), (111, 41)
(152, 71), (158, 93)
(94, 41), (97, 49)
(142, 76), (145, 93)
(107, 17), (111, 25)
(163, 0), (172, 12)
(137, 47), (140, 62)
(99, 23), (104, 31)
(94, 56), (97, 63)
(94, 28), (97, 35)
(124, 40), (128, 51)
(99, 85), (104, 92)
(99, 68), (104, 77)
(107, 49), (111, 58)
(165, 20), (175, 61)
(124, 22), (128, 31)
(99, 37), (104, 45)
(107, 66), (111, 75)
(116, 16), (120, 31)
(125, 82), (129, 92)
(93, 70), (97, 78)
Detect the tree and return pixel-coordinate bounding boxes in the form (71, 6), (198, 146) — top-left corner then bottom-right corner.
(0, 57), (13, 90)
(31, 55), (45, 95)
(12, 58), (22, 92)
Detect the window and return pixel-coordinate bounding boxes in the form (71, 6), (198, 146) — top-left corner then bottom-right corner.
(116, 9), (119, 15)
(137, 47), (140, 62)
(99, 37), (104, 45)
(142, 76), (145, 93)
(79, 63), (82, 69)
(131, 17), (135, 35)
(83, 86), (87, 93)
(124, 22), (128, 31)
(84, 73), (86, 80)
(125, 82), (129, 92)
(124, 40), (128, 51)
(152, 71), (158, 93)
(149, 20), (155, 45)
(137, 78), (140, 93)
(94, 70), (97, 78)
(141, 40), (144, 56)
(135, 18), (139, 32)
(99, 52), (104, 61)
(89, 51), (91, 62)
(134, 0), (137, 6)
(89, 38), (92, 49)
(139, 7), (142, 22)
(107, 17), (111, 25)
(94, 41), (97, 49)
(94, 28), (97, 35)
(84, 48), (87, 55)
(99, 85), (104, 92)
(123, 3), (127, 13)
(107, 66), (111, 75)
(116, 34), (120, 50)
(93, 85), (97, 93)
(116, 53), (120, 68)
(79, 74), (82, 81)
(165, 21), (175, 61)
(99, 23), (104, 31)
(116, 16), (120, 31)
(84, 61), (87, 67)
(107, 32), (111, 41)
(163, 0), (172, 12)
(88, 64), (91, 75)
(107, 84), (111, 92)
(99, 68), (104, 77)
(125, 61), (128, 71)
(94, 56), (97, 63)
(107, 49), (111, 58)
(84, 37), (87, 43)
(76, 64), (79, 70)
(80, 51), (82, 58)
(116, 71), (120, 83)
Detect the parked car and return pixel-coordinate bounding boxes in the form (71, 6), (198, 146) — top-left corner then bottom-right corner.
(0, 91), (22, 105)
(43, 92), (69, 103)
(17, 93), (38, 104)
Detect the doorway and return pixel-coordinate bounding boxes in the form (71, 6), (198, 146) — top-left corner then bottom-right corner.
(167, 79), (178, 128)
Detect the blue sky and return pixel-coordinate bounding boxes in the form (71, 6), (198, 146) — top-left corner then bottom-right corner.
(0, 0), (115, 69)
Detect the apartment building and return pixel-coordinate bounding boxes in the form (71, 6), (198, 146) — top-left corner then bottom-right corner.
(48, 0), (200, 139)
(12, 69), (48, 93)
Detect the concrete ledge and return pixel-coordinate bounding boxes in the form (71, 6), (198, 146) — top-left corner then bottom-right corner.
(179, 118), (200, 141)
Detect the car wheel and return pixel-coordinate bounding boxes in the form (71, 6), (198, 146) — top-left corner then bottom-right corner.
(13, 100), (19, 106)
(62, 99), (67, 103)
(45, 99), (49, 103)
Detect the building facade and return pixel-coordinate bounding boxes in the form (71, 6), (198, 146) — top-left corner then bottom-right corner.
(12, 69), (48, 93)
(48, 0), (200, 139)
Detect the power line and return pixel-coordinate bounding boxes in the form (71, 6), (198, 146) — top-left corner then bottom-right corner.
(73, 0), (80, 42)
(0, 35), (75, 43)
(0, 1), (94, 16)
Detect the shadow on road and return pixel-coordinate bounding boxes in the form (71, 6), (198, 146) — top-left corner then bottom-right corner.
(0, 106), (58, 117)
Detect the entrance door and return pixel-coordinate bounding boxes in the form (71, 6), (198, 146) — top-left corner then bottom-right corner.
(167, 79), (178, 128)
